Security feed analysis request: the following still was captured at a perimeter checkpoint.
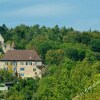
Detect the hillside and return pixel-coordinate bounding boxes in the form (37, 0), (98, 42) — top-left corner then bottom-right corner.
(0, 24), (100, 100)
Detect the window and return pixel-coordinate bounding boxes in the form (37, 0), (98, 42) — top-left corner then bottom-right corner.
(26, 62), (28, 65)
(20, 62), (24, 65)
(26, 62), (32, 65)
(35, 62), (37, 65)
(10, 62), (12, 65)
(33, 63), (35, 66)
(5, 62), (8, 65)
(5, 62), (11, 65)
(13, 68), (16, 71)
(36, 62), (42, 65)
(33, 68), (36, 71)
(12, 62), (17, 66)
(9, 62), (12, 65)
(20, 68), (25, 71)
(20, 73), (24, 77)
(35, 72), (37, 75)
(29, 62), (32, 65)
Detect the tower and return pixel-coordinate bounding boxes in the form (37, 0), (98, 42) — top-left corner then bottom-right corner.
(11, 42), (16, 50)
(0, 34), (15, 53)
(0, 34), (4, 45)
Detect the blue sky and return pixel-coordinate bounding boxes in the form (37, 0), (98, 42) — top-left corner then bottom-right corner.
(0, 0), (100, 31)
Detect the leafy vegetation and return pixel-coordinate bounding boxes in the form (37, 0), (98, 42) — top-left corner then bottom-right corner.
(0, 24), (100, 100)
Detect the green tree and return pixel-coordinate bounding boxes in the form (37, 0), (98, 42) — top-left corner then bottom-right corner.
(0, 70), (16, 83)
(46, 49), (64, 65)
(90, 39), (100, 52)
(65, 48), (86, 61)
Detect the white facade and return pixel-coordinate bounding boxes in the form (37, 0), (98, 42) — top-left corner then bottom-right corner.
(0, 61), (43, 78)
(0, 86), (8, 91)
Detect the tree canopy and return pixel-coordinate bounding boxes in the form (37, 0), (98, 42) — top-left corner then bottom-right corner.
(0, 24), (100, 100)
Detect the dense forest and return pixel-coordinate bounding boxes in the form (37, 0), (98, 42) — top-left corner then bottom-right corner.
(0, 24), (100, 100)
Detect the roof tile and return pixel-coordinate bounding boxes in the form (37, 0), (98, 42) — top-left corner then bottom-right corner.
(2, 50), (42, 61)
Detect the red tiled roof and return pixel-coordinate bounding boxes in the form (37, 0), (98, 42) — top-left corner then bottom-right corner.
(1, 50), (42, 61)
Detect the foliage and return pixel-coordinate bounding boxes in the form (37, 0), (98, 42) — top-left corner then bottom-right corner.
(65, 48), (86, 61)
(46, 49), (64, 65)
(33, 60), (100, 100)
(6, 78), (39, 100)
(0, 70), (17, 83)
(0, 24), (100, 100)
(90, 38), (100, 52)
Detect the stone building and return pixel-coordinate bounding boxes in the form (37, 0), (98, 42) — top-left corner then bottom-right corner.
(0, 34), (45, 78)
(0, 50), (45, 78)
